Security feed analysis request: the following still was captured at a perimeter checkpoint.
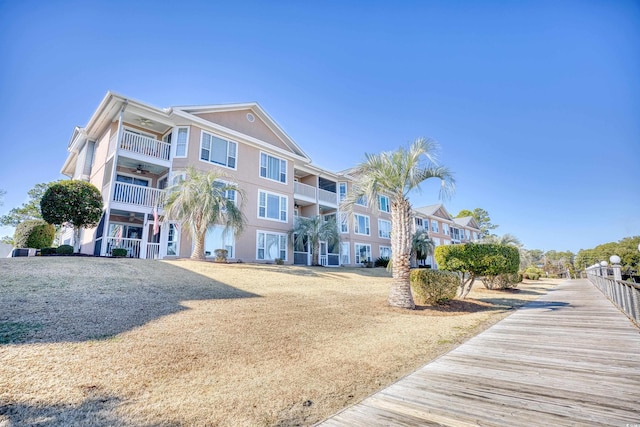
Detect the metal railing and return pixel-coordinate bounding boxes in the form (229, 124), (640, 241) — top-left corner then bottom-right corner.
(587, 273), (640, 327)
(318, 188), (337, 205)
(113, 182), (165, 208)
(120, 131), (171, 161)
(294, 181), (316, 200)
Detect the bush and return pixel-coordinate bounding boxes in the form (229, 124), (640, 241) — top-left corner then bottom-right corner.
(40, 247), (58, 256)
(56, 245), (74, 255)
(14, 220), (56, 249)
(523, 272), (540, 280)
(483, 273), (522, 290)
(375, 256), (390, 268)
(214, 249), (228, 262)
(275, 258), (284, 265)
(410, 269), (459, 305)
(111, 248), (128, 257)
(523, 266), (544, 280)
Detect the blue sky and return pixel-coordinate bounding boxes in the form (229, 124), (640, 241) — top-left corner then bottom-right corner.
(0, 0), (638, 253)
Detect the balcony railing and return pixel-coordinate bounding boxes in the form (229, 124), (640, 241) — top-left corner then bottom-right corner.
(113, 182), (165, 208)
(294, 181), (316, 200)
(146, 243), (160, 260)
(318, 188), (337, 206)
(105, 237), (141, 258)
(120, 131), (171, 161)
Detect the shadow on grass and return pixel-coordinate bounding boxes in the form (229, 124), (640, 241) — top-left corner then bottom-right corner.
(0, 389), (165, 427)
(0, 258), (259, 345)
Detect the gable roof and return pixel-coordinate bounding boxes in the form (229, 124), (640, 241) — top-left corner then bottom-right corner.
(171, 102), (310, 161)
(453, 216), (481, 230)
(413, 203), (453, 221)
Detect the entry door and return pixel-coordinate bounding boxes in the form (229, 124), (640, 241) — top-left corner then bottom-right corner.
(319, 241), (328, 266)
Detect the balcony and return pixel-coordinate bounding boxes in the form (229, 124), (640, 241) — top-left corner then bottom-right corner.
(293, 182), (337, 208)
(294, 181), (316, 204)
(318, 188), (337, 207)
(113, 182), (165, 208)
(120, 131), (171, 161)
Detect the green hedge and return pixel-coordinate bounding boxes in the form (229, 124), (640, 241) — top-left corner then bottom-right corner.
(111, 248), (128, 257)
(483, 272), (522, 290)
(435, 243), (520, 277)
(410, 269), (459, 305)
(56, 245), (74, 255)
(40, 247), (58, 256)
(14, 220), (55, 249)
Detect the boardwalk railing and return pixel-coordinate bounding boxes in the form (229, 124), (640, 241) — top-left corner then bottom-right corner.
(587, 272), (640, 327)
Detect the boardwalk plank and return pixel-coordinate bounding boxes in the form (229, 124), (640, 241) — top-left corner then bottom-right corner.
(317, 280), (640, 426)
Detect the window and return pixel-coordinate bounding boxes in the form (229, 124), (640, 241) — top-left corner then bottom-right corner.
(378, 219), (391, 239)
(356, 195), (368, 207)
(340, 242), (350, 265)
(174, 127), (189, 157)
(213, 180), (237, 205)
(443, 224), (449, 235)
(415, 218), (423, 229)
(339, 182), (347, 202)
(205, 225), (235, 258)
(354, 243), (372, 264)
(260, 152), (287, 183)
(354, 214), (370, 235)
(378, 195), (390, 213)
(257, 231), (287, 261)
(116, 174), (149, 187)
(379, 246), (391, 259)
(339, 212), (349, 233)
(170, 172), (186, 186)
(258, 190), (287, 222)
(431, 220), (439, 233)
(200, 131), (237, 168)
(167, 223), (179, 256)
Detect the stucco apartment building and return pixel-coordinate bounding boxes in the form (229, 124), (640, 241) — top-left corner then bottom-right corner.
(61, 91), (479, 266)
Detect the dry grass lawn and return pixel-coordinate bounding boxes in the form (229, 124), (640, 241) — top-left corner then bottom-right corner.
(0, 258), (558, 426)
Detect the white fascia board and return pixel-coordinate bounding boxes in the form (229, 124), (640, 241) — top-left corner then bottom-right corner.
(175, 102), (311, 160)
(296, 163), (342, 181)
(60, 151), (78, 177)
(171, 109), (310, 163)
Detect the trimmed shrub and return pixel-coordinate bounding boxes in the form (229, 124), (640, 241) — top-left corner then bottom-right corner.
(112, 248), (128, 257)
(14, 220), (55, 249)
(56, 245), (74, 255)
(275, 257), (284, 265)
(483, 272), (522, 290)
(410, 269), (459, 305)
(523, 266), (544, 280)
(375, 256), (390, 268)
(40, 247), (58, 256)
(214, 249), (228, 262)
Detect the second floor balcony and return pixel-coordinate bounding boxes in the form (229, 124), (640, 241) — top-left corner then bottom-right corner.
(118, 130), (171, 162)
(112, 181), (165, 209)
(294, 181), (337, 208)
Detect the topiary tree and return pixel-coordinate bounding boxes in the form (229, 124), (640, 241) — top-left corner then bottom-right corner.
(410, 269), (459, 305)
(435, 243), (519, 299)
(13, 219), (55, 249)
(40, 181), (103, 253)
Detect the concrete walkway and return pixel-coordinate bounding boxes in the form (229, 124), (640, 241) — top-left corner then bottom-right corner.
(318, 279), (640, 426)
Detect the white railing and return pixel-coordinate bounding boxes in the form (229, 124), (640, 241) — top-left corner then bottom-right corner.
(104, 237), (141, 258)
(587, 270), (640, 327)
(318, 188), (337, 205)
(146, 243), (160, 260)
(113, 182), (165, 208)
(319, 254), (328, 266)
(120, 131), (171, 161)
(294, 181), (316, 200)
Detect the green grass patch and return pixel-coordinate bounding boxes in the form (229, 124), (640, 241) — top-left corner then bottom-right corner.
(0, 322), (41, 344)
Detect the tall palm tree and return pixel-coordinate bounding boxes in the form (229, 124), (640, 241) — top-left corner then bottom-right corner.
(289, 215), (340, 266)
(344, 138), (454, 309)
(411, 230), (435, 267)
(163, 167), (246, 260)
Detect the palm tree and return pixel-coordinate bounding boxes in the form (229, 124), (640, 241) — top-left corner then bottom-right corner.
(289, 215), (340, 266)
(163, 167), (246, 260)
(344, 138), (454, 309)
(411, 230), (435, 267)
(481, 233), (522, 247)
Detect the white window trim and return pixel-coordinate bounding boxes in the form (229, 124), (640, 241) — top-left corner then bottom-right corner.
(338, 182), (347, 203)
(339, 212), (349, 233)
(173, 126), (190, 158)
(256, 230), (288, 261)
(199, 130), (238, 170)
(378, 195), (390, 213)
(259, 151), (288, 184)
(166, 222), (180, 257)
(355, 195), (368, 207)
(379, 245), (392, 258)
(354, 214), (370, 236)
(257, 189), (288, 223)
(354, 243), (372, 264)
(378, 219), (391, 239)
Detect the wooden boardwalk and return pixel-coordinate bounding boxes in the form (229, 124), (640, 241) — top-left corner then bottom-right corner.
(319, 280), (640, 426)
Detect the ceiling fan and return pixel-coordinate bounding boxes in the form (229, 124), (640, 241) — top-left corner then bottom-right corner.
(132, 164), (149, 175)
(138, 118), (154, 127)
